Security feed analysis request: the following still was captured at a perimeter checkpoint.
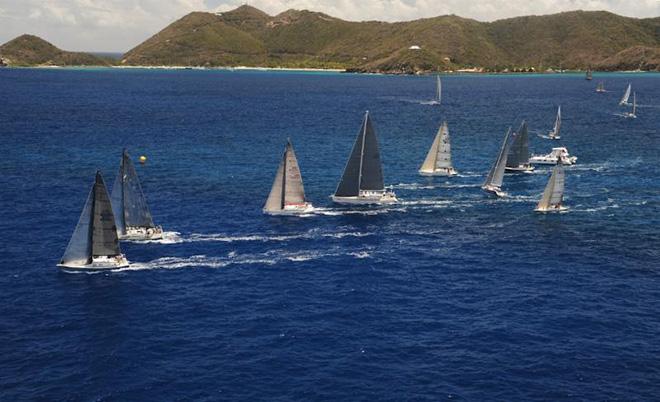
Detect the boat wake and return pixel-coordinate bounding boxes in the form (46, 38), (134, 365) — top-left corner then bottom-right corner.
(184, 228), (375, 243)
(114, 247), (376, 271)
(310, 206), (406, 216)
(392, 182), (437, 190)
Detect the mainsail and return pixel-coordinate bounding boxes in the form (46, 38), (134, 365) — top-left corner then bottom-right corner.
(61, 171), (122, 266)
(550, 106), (561, 138)
(620, 84), (631, 105)
(507, 121), (531, 168)
(436, 76), (442, 104)
(536, 164), (565, 211)
(483, 128), (512, 189)
(631, 92), (637, 116)
(264, 140), (307, 212)
(419, 122), (452, 173)
(335, 112), (385, 197)
(111, 149), (155, 234)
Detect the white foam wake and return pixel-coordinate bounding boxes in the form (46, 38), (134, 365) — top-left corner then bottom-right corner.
(114, 247), (376, 272)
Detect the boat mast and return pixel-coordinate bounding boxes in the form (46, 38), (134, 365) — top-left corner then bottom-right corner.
(280, 145), (287, 209)
(357, 112), (368, 191)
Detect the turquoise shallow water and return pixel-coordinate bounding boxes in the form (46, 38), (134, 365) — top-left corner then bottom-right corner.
(1, 68), (659, 400)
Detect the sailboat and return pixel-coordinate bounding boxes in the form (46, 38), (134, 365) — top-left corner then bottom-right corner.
(435, 75), (442, 105)
(263, 140), (314, 215)
(505, 121), (534, 172)
(619, 83), (632, 106)
(111, 149), (163, 240)
(623, 92), (637, 119)
(418, 121), (457, 176)
(548, 106), (561, 140)
(596, 81), (606, 93)
(535, 163), (567, 212)
(332, 111), (397, 205)
(585, 69), (592, 80)
(59, 171), (129, 270)
(482, 127), (513, 197)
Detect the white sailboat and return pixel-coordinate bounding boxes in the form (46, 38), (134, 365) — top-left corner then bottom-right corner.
(619, 83), (632, 106)
(111, 149), (163, 240)
(623, 92), (637, 119)
(418, 121), (457, 176)
(264, 140), (314, 215)
(435, 75), (442, 105)
(482, 127), (513, 197)
(505, 121), (534, 172)
(332, 111), (397, 205)
(535, 164), (567, 212)
(548, 106), (561, 140)
(596, 81), (606, 93)
(59, 171), (129, 270)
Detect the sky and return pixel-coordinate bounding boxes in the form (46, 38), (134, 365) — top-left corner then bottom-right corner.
(0, 0), (658, 52)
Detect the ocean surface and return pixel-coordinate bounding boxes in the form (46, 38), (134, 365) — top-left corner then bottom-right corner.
(1, 68), (659, 401)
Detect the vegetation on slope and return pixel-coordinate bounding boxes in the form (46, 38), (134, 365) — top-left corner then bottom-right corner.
(0, 34), (109, 66)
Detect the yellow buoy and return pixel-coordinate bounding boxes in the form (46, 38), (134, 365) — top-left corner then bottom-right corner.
(139, 155), (147, 164)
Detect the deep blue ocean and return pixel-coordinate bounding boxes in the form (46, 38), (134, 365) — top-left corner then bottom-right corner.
(1, 68), (659, 401)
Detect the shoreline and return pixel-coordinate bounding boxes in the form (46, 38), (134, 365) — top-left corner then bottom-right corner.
(2, 65), (656, 75)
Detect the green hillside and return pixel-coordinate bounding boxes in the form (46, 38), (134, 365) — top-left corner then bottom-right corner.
(0, 34), (110, 66)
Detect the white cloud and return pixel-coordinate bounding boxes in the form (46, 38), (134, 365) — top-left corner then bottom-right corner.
(0, 0), (658, 52)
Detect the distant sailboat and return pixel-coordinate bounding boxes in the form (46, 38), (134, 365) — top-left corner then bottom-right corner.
(332, 111), (397, 205)
(535, 164), (567, 212)
(482, 127), (513, 197)
(263, 140), (314, 215)
(548, 106), (561, 140)
(435, 75), (442, 105)
(596, 81), (606, 93)
(418, 121), (457, 176)
(623, 92), (637, 119)
(59, 171), (129, 270)
(505, 121), (534, 172)
(111, 149), (163, 240)
(619, 83), (632, 106)
(585, 69), (593, 80)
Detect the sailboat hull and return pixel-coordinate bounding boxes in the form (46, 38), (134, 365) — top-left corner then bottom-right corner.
(418, 168), (458, 177)
(535, 205), (568, 213)
(332, 191), (398, 205)
(119, 226), (164, 241)
(505, 165), (535, 173)
(58, 255), (129, 270)
(263, 203), (314, 216)
(481, 185), (507, 198)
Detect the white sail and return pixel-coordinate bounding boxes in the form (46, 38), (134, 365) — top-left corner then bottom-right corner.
(620, 84), (631, 105)
(483, 128), (512, 189)
(436, 76), (442, 104)
(419, 121), (454, 174)
(264, 140), (309, 214)
(632, 92), (637, 116)
(550, 106), (561, 138)
(536, 164), (566, 211)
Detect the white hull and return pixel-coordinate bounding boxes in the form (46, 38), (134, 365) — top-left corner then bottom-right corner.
(535, 205), (568, 213)
(482, 185), (507, 198)
(264, 203), (314, 216)
(623, 113), (637, 119)
(58, 255), (129, 270)
(505, 165), (535, 173)
(332, 191), (398, 205)
(119, 226), (164, 241)
(530, 157), (577, 165)
(548, 134), (561, 140)
(418, 167), (458, 177)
